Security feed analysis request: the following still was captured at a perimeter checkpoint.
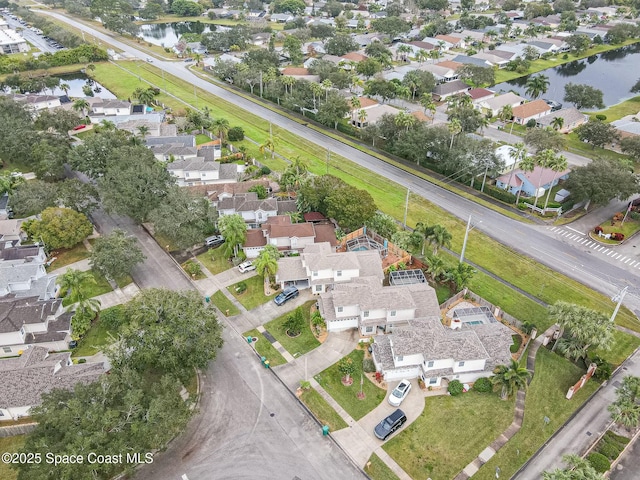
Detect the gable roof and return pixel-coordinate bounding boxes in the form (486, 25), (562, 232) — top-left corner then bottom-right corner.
(341, 51), (367, 62)
(281, 67), (311, 76)
(536, 108), (588, 128)
(433, 79), (470, 96)
(481, 92), (525, 110)
(512, 99), (551, 119)
(218, 192), (278, 213)
(466, 88), (494, 100)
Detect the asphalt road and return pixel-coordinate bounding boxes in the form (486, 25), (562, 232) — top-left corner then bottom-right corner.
(513, 348), (640, 478)
(41, 9), (640, 314)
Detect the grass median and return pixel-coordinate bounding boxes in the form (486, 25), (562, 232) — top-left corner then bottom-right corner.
(299, 387), (348, 432)
(242, 328), (287, 367)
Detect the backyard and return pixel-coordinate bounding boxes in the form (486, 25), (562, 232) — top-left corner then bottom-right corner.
(383, 390), (515, 480)
(473, 347), (600, 480)
(314, 349), (386, 421)
(264, 301), (321, 357)
(228, 275), (274, 310)
(242, 328), (287, 367)
(299, 387), (348, 432)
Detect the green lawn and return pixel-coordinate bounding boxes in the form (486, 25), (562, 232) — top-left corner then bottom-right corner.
(590, 95), (640, 122)
(314, 349), (386, 421)
(593, 329), (640, 366)
(299, 387), (349, 432)
(71, 305), (123, 357)
(242, 328), (287, 367)
(46, 243), (91, 272)
(211, 290), (240, 316)
(383, 391), (515, 480)
(264, 301), (320, 357)
(473, 348), (600, 480)
(365, 453), (401, 480)
(0, 435), (26, 480)
(61, 270), (113, 307)
(228, 275), (273, 310)
(596, 218), (640, 239)
(114, 274), (133, 289)
(195, 133), (211, 145)
(196, 249), (234, 275)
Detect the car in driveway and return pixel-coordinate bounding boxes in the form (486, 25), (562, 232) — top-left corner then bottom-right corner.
(374, 409), (407, 440)
(274, 286), (299, 306)
(205, 235), (225, 248)
(238, 261), (256, 273)
(388, 379), (412, 407)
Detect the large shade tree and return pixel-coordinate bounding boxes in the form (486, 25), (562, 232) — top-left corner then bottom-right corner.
(24, 207), (93, 250)
(90, 229), (145, 282)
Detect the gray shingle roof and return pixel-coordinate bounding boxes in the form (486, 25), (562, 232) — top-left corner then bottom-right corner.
(218, 192), (277, 213)
(0, 296), (62, 334)
(0, 346), (104, 409)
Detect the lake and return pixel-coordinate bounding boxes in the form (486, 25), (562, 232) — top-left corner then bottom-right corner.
(52, 73), (116, 99)
(138, 22), (215, 47)
(492, 43), (640, 109)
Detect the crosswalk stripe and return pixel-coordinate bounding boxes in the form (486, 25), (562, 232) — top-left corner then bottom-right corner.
(601, 248), (608, 253)
(581, 239), (590, 245)
(550, 227), (559, 232)
(570, 234), (579, 240)
(613, 254), (622, 259)
(630, 261), (637, 267)
(597, 246), (604, 251)
(607, 251), (615, 256)
(624, 258), (631, 264)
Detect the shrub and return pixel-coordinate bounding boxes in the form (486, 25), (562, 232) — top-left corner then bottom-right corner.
(526, 119), (537, 128)
(227, 126), (245, 141)
(517, 202), (528, 210)
(594, 226), (603, 234)
(510, 334), (522, 353)
(448, 379), (464, 396)
(595, 114), (607, 121)
(284, 307), (305, 336)
(473, 377), (492, 393)
(521, 321), (537, 334)
(587, 452), (610, 473)
(484, 185), (517, 204)
(183, 260), (202, 277)
(630, 211), (640, 221)
(611, 232), (624, 241)
(362, 358), (376, 373)
(598, 441), (622, 460)
(100, 305), (126, 329)
(260, 166), (271, 175)
(235, 281), (247, 294)
(78, 358), (87, 364)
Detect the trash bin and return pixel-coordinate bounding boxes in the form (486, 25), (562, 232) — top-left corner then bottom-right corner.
(261, 356), (266, 365)
(264, 360), (270, 369)
(205, 296), (210, 303)
(247, 336), (253, 344)
(322, 425), (330, 436)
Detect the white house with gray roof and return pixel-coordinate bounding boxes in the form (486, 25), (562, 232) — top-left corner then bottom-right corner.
(0, 246), (57, 301)
(167, 159), (241, 187)
(372, 316), (514, 384)
(0, 346), (104, 420)
(275, 242), (383, 293)
(218, 192), (278, 227)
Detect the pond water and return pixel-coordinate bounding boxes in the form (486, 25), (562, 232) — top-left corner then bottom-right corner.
(52, 73), (116, 99)
(137, 22), (215, 47)
(492, 43), (640, 108)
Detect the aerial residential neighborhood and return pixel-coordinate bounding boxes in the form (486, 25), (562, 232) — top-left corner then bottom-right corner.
(1, 0), (640, 479)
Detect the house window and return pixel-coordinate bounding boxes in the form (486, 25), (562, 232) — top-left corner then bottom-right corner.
(19, 327), (25, 336)
(336, 270), (342, 277)
(427, 361), (434, 368)
(365, 326), (374, 333)
(429, 377), (437, 385)
(363, 311), (369, 317)
(312, 271), (318, 277)
(2, 347), (11, 353)
(315, 285), (322, 292)
(337, 306), (343, 313)
(396, 355), (403, 362)
(390, 310), (396, 317)
(459, 361), (465, 367)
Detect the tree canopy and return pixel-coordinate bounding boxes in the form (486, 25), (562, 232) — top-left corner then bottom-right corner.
(90, 229), (145, 281)
(565, 158), (640, 208)
(563, 83), (605, 110)
(24, 207), (93, 250)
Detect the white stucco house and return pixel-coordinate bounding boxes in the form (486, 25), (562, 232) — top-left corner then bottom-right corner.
(0, 245), (58, 301)
(217, 192), (279, 227)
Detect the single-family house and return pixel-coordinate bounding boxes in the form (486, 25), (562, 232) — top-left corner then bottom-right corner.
(472, 51), (511, 68)
(149, 144), (199, 163)
(198, 178), (275, 204)
(466, 88), (494, 104)
(90, 100), (133, 117)
(611, 111), (640, 138)
(433, 79), (470, 101)
(536, 108), (588, 133)
(494, 144), (526, 174)
(0, 219), (25, 245)
(242, 216), (337, 258)
(0, 296), (73, 358)
(353, 33), (387, 48)
(347, 18), (371, 29)
(478, 92), (525, 116)
(449, 30), (486, 43)
(341, 51), (368, 64)
(218, 192), (279, 227)
(371, 315), (514, 384)
(496, 164), (571, 197)
(436, 34), (464, 48)
(11, 94), (61, 112)
(352, 104), (401, 127)
(270, 13), (295, 23)
(275, 242), (383, 294)
(247, 9), (267, 19)
(512, 99), (552, 125)
(422, 36), (452, 50)
(527, 40), (560, 55)
(280, 67), (320, 82)
(0, 194), (9, 220)
(0, 346), (104, 420)
(167, 157), (239, 187)
(420, 61), (463, 83)
(0, 245), (57, 301)
(451, 54), (493, 68)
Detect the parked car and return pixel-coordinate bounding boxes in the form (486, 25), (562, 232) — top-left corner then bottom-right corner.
(146, 57), (153, 63)
(274, 286), (299, 306)
(205, 235), (225, 248)
(388, 379), (412, 407)
(184, 57), (194, 62)
(238, 261), (256, 273)
(374, 409), (407, 441)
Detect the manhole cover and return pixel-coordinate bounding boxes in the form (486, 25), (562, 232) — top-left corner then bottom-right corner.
(270, 413), (275, 417)
(586, 431), (592, 436)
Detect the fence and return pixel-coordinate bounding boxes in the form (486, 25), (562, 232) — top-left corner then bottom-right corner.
(523, 202), (562, 216)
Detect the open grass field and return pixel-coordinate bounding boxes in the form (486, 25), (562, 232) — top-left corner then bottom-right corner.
(364, 453), (401, 480)
(314, 349), (386, 421)
(210, 290), (240, 316)
(264, 301), (320, 357)
(242, 328), (287, 367)
(383, 391), (515, 480)
(0, 435), (26, 480)
(473, 347), (600, 480)
(591, 96), (640, 122)
(299, 387), (349, 432)
(228, 275), (274, 310)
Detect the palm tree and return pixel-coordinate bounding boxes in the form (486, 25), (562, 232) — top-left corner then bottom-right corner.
(420, 93), (436, 123)
(212, 117), (230, 145)
(137, 125), (150, 140)
(357, 109), (368, 128)
(497, 104), (514, 133)
(426, 253), (446, 282)
(57, 269), (95, 303)
(350, 95), (361, 124)
(543, 153), (568, 209)
(321, 79), (333, 101)
(427, 224), (451, 255)
(414, 222), (433, 256)
(310, 82), (323, 110)
(524, 74), (550, 99)
(254, 245), (280, 285)
(448, 118), (462, 149)
(394, 111), (416, 132)
(446, 262), (475, 291)
(0, 173), (25, 196)
(349, 75), (364, 94)
(98, 120), (116, 132)
(59, 83), (70, 96)
(193, 53), (202, 66)
(217, 214), (247, 258)
(609, 400), (640, 430)
(72, 99), (90, 119)
(259, 138), (276, 160)
(491, 359), (531, 400)
(551, 116), (564, 131)
(281, 75), (296, 95)
(515, 154), (536, 205)
(543, 454), (605, 480)
(133, 87), (156, 106)
(532, 149), (556, 209)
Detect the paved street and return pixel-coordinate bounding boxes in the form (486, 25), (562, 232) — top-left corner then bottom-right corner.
(610, 430), (640, 480)
(513, 348), (640, 478)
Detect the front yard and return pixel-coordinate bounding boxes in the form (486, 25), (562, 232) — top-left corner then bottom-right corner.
(314, 349), (386, 421)
(228, 275), (275, 310)
(299, 387), (348, 432)
(365, 453), (401, 480)
(61, 270), (113, 307)
(242, 328), (287, 367)
(211, 290), (240, 316)
(383, 390), (515, 480)
(264, 301), (321, 357)
(72, 305), (124, 357)
(46, 243), (91, 272)
(196, 249), (234, 275)
(473, 348), (600, 480)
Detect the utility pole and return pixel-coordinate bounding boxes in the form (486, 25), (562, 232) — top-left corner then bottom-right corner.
(403, 187), (410, 229)
(460, 215), (481, 264)
(610, 286), (629, 324)
(193, 84), (197, 109)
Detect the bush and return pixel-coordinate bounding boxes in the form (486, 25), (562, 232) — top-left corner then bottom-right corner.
(526, 119), (537, 128)
(521, 321), (537, 334)
(260, 166), (271, 175)
(484, 185), (517, 204)
(227, 126), (245, 141)
(517, 202), (528, 210)
(473, 377), (492, 393)
(598, 441), (622, 460)
(235, 281), (247, 294)
(595, 114), (607, 121)
(594, 226), (603, 234)
(448, 379), (464, 396)
(587, 452), (610, 473)
(78, 358), (87, 364)
(100, 305), (126, 329)
(183, 260), (202, 277)
(363, 358), (376, 373)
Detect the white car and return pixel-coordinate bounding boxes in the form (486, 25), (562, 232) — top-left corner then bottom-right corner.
(238, 261), (256, 273)
(388, 379), (412, 407)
